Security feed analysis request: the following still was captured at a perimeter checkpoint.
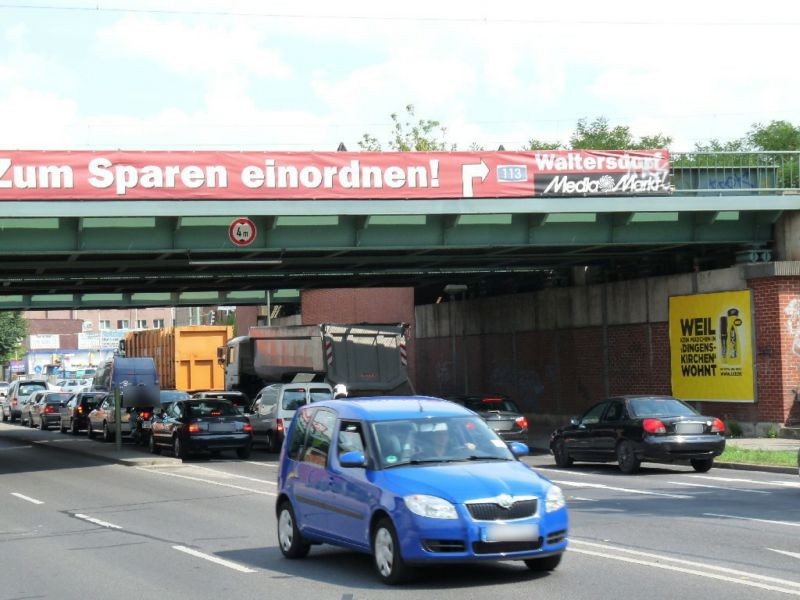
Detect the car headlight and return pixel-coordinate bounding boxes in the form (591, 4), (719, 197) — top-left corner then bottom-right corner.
(404, 494), (458, 519)
(545, 485), (565, 512)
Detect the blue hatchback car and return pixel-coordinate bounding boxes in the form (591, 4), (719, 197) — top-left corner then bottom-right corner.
(276, 396), (568, 584)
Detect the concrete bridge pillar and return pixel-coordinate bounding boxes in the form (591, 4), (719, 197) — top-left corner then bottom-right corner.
(775, 210), (800, 261)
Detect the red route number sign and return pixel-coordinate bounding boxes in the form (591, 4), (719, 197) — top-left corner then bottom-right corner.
(229, 217), (257, 247)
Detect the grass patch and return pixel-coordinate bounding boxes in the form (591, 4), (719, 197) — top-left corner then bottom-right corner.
(719, 447), (798, 467)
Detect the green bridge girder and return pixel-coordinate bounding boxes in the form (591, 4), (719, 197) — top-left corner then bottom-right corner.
(0, 192), (794, 309)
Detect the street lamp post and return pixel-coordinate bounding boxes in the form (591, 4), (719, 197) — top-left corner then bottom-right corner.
(444, 284), (468, 394)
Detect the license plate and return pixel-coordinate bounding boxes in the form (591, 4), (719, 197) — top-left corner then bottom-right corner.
(208, 423), (234, 433)
(142, 421), (151, 429)
(481, 523), (538, 543)
(675, 422), (704, 434)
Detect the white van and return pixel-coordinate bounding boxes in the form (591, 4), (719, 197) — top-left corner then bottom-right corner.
(247, 382), (333, 452)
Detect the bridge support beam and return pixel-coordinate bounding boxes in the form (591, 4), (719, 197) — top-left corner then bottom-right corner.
(775, 209), (800, 261)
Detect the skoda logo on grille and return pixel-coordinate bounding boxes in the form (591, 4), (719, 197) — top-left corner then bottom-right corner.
(497, 494), (514, 509)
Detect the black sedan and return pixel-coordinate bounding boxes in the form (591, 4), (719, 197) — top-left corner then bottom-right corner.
(149, 398), (253, 460)
(445, 393), (528, 442)
(549, 395), (726, 474)
(59, 391), (107, 434)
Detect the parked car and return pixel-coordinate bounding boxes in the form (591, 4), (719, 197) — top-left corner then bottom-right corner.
(247, 382), (333, 452)
(56, 379), (91, 393)
(445, 393), (528, 443)
(149, 398), (253, 460)
(276, 396), (568, 584)
(132, 389), (191, 446)
(29, 391), (73, 430)
(191, 390), (251, 414)
(86, 396), (136, 441)
(549, 395), (726, 474)
(2, 379), (49, 424)
(59, 391), (107, 434)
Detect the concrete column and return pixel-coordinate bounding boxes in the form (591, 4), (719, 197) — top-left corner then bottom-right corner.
(775, 210), (800, 261)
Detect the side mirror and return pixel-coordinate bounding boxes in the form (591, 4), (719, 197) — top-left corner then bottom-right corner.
(339, 451), (367, 468)
(508, 441), (529, 457)
(569, 417), (580, 427)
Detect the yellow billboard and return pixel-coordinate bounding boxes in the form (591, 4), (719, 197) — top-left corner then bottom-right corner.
(669, 290), (754, 402)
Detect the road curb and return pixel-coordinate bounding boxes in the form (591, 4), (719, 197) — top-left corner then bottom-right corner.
(713, 461), (798, 475)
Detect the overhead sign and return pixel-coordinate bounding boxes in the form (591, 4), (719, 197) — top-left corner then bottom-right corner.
(28, 334), (60, 349)
(0, 149), (670, 200)
(669, 290), (755, 403)
(229, 217), (257, 246)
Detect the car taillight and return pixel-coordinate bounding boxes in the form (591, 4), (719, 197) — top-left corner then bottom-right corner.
(515, 416), (528, 429)
(642, 418), (666, 434)
(188, 423), (201, 434)
(77, 406), (83, 414)
(45, 405), (56, 413)
(243, 423), (253, 432)
(711, 418), (725, 433)
(12, 397), (17, 407)
(276, 418), (284, 433)
(139, 411), (150, 420)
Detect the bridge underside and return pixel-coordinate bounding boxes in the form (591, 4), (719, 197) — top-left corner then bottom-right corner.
(0, 197), (782, 309)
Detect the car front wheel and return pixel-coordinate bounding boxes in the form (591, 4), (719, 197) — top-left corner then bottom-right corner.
(372, 517), (412, 585)
(173, 435), (186, 460)
(148, 433), (161, 455)
(552, 440), (573, 468)
(277, 501), (310, 559)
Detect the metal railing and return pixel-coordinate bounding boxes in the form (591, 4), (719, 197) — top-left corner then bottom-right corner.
(670, 151), (800, 195)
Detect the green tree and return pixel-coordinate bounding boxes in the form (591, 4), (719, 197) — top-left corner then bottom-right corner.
(525, 138), (562, 151)
(0, 311), (27, 363)
(748, 120), (800, 151)
(358, 104), (455, 151)
(569, 117), (672, 150)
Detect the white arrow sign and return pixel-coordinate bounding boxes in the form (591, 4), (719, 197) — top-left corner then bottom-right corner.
(461, 160), (489, 197)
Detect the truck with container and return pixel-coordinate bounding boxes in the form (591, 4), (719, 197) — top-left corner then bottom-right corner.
(124, 325), (233, 392)
(219, 322), (413, 401)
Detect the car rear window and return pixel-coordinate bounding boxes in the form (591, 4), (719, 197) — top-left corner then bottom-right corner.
(187, 401), (239, 417)
(628, 397), (698, 418)
(282, 389), (307, 411)
(310, 388), (332, 402)
(460, 396), (520, 413)
(46, 393), (72, 403)
(19, 382), (47, 396)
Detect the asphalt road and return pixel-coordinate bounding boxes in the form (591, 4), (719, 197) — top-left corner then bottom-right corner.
(1, 423), (799, 600)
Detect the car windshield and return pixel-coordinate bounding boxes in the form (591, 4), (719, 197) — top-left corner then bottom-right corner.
(371, 416), (514, 468)
(628, 397), (699, 418)
(186, 401), (239, 418)
(458, 396), (520, 413)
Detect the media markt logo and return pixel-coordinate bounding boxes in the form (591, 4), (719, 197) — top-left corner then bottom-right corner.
(543, 171), (669, 195)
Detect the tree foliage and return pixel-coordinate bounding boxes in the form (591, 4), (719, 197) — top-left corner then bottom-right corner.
(526, 138), (562, 151)
(358, 104), (455, 152)
(0, 311), (27, 363)
(569, 117), (672, 150)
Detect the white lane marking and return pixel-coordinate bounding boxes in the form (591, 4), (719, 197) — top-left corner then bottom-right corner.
(10, 492), (44, 505)
(768, 549), (800, 561)
(704, 513), (800, 528)
(552, 479), (692, 499)
(242, 461), (277, 468)
(691, 475), (761, 483)
(568, 496), (599, 502)
(0, 445), (33, 451)
(668, 481), (771, 494)
(74, 514), (123, 529)
(534, 466), (596, 476)
(135, 467), (276, 496)
(570, 539), (800, 595)
(189, 465), (277, 485)
(173, 545), (256, 573)
(770, 481), (800, 489)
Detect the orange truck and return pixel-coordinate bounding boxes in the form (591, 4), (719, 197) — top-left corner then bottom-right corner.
(124, 326), (233, 392)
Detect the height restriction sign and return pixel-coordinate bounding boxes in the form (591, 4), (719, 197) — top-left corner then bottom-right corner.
(228, 217), (257, 247)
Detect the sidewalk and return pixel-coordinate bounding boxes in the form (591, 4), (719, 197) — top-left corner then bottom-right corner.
(526, 426), (799, 475)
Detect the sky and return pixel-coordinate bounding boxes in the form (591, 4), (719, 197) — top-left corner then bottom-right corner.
(1, 0), (799, 152)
